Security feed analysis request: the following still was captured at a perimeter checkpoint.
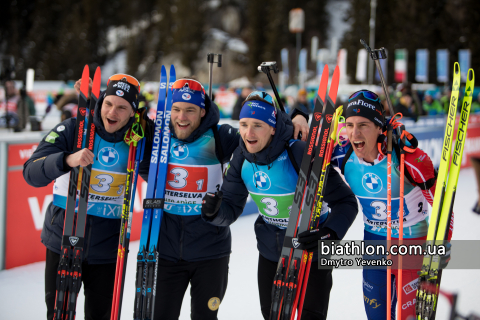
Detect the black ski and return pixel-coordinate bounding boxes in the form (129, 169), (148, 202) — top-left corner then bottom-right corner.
(269, 65), (330, 320)
(53, 65), (101, 320)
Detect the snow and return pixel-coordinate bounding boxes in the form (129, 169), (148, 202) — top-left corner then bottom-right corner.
(1, 168), (479, 319)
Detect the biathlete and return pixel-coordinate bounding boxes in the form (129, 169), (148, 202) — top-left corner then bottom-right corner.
(24, 74), (148, 320)
(313, 89), (453, 320)
(138, 79), (310, 320)
(201, 91), (358, 320)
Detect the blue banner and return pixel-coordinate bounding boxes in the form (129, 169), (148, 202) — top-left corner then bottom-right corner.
(281, 48), (289, 78)
(459, 49), (471, 82)
(317, 49), (325, 79)
(415, 49), (429, 83)
(436, 49), (449, 83)
(299, 48), (307, 73)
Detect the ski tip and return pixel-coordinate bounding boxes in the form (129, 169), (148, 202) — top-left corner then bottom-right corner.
(317, 65), (329, 100)
(168, 65), (176, 91)
(161, 65), (166, 73)
(328, 66), (341, 103)
(467, 68), (474, 84)
(454, 62), (460, 76)
(91, 67), (101, 100)
(80, 65), (90, 98)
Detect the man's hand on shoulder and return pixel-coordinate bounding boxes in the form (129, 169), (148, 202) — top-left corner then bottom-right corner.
(292, 114), (309, 141)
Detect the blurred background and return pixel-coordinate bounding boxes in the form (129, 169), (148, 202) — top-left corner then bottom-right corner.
(1, 0), (480, 128)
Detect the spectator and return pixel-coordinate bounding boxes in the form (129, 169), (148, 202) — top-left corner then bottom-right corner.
(231, 86), (254, 120)
(394, 92), (418, 121)
(291, 88), (313, 114)
(0, 80), (31, 131)
(440, 86), (452, 114)
(422, 92), (444, 115)
(56, 92), (79, 120)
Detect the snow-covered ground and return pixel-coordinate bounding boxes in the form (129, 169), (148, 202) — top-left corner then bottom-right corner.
(1, 168), (479, 319)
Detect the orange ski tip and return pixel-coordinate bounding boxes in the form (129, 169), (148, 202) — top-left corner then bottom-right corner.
(317, 65), (329, 100)
(328, 66), (340, 103)
(91, 67), (102, 100)
(80, 65), (90, 97)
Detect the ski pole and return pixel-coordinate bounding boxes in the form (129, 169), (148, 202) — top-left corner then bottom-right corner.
(359, 40), (393, 115)
(111, 114), (145, 320)
(258, 62), (285, 112)
(386, 121), (393, 320)
(207, 53), (222, 98)
(398, 124), (406, 320)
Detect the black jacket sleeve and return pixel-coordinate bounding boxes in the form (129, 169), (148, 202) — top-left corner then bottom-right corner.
(217, 124), (240, 163)
(202, 147), (249, 226)
(23, 118), (77, 187)
(290, 107), (309, 122)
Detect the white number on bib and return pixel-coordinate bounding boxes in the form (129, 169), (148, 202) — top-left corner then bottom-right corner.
(196, 179), (204, 191)
(168, 168), (188, 189)
(261, 197), (279, 216)
(91, 174), (114, 193)
(370, 200), (387, 220)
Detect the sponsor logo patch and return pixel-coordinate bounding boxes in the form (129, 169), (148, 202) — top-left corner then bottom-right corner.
(403, 278), (419, 295)
(171, 142), (189, 160)
(362, 173), (383, 194)
(45, 132), (59, 143)
(98, 147), (120, 167)
(253, 171), (271, 190)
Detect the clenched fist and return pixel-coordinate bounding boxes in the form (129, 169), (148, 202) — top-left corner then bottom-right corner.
(65, 148), (94, 168)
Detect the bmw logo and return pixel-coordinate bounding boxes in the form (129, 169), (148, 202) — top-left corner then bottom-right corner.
(98, 147), (119, 167)
(362, 173), (383, 194)
(253, 171), (271, 190)
(171, 142), (189, 160)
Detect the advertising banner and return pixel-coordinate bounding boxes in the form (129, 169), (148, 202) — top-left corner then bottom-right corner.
(436, 49), (449, 83)
(415, 49), (429, 83)
(458, 49), (471, 83)
(356, 49), (367, 82)
(394, 49), (408, 83)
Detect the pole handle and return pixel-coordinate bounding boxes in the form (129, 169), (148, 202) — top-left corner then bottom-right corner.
(258, 62), (284, 112)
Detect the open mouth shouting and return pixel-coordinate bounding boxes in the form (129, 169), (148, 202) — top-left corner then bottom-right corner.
(107, 118), (118, 126)
(246, 138), (258, 146)
(352, 140), (365, 150)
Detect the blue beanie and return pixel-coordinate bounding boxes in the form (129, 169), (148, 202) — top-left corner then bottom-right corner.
(172, 85), (205, 108)
(239, 100), (277, 128)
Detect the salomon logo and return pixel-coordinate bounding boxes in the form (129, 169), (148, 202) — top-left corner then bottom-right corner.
(69, 236), (79, 246)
